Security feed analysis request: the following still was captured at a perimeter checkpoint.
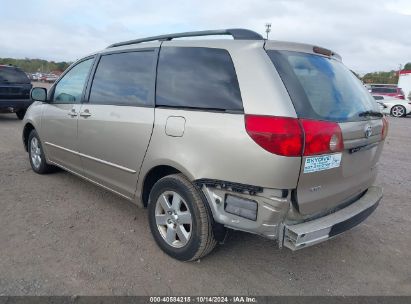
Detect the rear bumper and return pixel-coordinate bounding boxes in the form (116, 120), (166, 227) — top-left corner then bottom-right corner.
(282, 186), (382, 250)
(0, 99), (32, 111)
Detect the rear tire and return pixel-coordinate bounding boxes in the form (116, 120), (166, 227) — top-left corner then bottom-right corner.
(16, 109), (26, 120)
(390, 105), (406, 117)
(28, 130), (56, 174)
(148, 174), (217, 261)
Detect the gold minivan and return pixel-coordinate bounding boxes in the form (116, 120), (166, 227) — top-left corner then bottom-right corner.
(23, 29), (386, 261)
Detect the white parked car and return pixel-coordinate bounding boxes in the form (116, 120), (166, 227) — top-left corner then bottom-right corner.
(372, 95), (411, 117)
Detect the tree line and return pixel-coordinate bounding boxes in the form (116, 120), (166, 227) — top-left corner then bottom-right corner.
(362, 62), (411, 84)
(0, 58), (71, 73)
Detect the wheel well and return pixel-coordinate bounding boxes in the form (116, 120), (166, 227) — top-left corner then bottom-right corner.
(23, 123), (35, 151)
(142, 165), (181, 207)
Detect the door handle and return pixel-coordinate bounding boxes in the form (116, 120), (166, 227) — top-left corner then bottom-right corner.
(80, 109), (91, 117)
(68, 109), (78, 117)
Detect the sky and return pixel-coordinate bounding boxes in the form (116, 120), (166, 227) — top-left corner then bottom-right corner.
(0, 0), (410, 74)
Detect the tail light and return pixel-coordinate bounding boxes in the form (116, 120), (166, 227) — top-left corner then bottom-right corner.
(300, 119), (344, 156)
(381, 116), (389, 140)
(245, 115), (343, 157)
(245, 115), (303, 156)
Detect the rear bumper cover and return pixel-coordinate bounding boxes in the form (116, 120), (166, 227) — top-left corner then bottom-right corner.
(282, 186), (382, 250)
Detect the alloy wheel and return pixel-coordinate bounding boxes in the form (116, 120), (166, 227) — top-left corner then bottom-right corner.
(391, 105), (405, 117)
(155, 191), (193, 248)
(30, 137), (42, 169)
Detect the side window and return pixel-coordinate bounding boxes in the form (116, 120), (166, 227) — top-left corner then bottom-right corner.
(89, 51), (154, 106)
(156, 47), (243, 111)
(53, 58), (93, 104)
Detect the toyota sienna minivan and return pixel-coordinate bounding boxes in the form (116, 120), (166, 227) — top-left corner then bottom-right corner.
(23, 29), (386, 261)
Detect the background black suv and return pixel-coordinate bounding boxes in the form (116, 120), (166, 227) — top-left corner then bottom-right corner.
(0, 65), (32, 119)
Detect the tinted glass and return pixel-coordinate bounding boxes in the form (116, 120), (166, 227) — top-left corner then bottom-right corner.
(89, 51), (154, 106)
(267, 50), (379, 122)
(53, 58), (93, 104)
(372, 87), (397, 94)
(156, 47), (242, 111)
(0, 67), (30, 84)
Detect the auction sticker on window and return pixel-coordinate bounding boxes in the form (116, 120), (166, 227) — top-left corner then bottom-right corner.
(304, 153), (342, 173)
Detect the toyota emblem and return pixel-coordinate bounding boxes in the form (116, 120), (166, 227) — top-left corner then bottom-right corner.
(364, 125), (372, 138)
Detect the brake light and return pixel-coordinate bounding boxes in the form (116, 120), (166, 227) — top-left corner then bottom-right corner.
(381, 116), (389, 140)
(245, 115), (344, 157)
(245, 115), (303, 156)
(301, 119), (344, 156)
(313, 46), (333, 57)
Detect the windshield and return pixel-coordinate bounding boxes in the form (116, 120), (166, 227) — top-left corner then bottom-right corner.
(267, 50), (379, 122)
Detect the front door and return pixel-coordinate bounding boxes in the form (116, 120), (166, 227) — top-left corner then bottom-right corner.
(77, 50), (157, 198)
(41, 58), (94, 173)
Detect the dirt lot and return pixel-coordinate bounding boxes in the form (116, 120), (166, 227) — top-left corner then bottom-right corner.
(0, 114), (410, 296)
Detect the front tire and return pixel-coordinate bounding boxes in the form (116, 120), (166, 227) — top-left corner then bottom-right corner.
(148, 174), (217, 261)
(390, 105), (406, 117)
(28, 130), (55, 174)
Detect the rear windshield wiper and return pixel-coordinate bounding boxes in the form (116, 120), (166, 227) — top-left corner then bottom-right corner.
(358, 110), (383, 118)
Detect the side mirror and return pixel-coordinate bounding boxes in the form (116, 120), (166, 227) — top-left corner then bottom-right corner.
(30, 87), (47, 102)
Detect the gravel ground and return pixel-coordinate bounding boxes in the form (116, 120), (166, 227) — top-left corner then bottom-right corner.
(0, 113), (410, 296)
(31, 81), (53, 89)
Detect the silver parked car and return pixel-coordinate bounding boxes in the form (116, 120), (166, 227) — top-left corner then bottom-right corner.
(23, 29), (387, 261)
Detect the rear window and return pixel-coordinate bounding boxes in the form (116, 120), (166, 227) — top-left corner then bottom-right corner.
(0, 67), (30, 84)
(372, 87), (397, 94)
(156, 47), (243, 111)
(267, 50), (379, 122)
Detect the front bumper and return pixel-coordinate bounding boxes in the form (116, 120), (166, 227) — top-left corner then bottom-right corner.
(282, 186), (382, 250)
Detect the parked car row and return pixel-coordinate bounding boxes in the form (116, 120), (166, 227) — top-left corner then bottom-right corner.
(27, 73), (60, 83)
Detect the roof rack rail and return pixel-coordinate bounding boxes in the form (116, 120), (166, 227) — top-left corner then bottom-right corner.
(107, 28), (264, 48)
